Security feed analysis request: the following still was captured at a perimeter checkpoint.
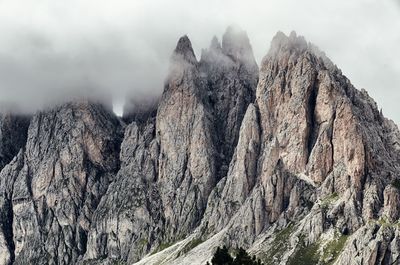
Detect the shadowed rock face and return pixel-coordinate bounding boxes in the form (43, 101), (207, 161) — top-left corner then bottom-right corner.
(83, 118), (163, 264)
(1, 28), (400, 265)
(122, 96), (159, 124)
(200, 27), (259, 179)
(0, 114), (30, 171)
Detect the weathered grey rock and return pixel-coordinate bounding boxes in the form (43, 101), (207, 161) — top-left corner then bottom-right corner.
(0, 101), (123, 265)
(82, 118), (164, 264)
(335, 224), (400, 265)
(201, 103), (261, 233)
(0, 151), (25, 265)
(156, 35), (217, 241)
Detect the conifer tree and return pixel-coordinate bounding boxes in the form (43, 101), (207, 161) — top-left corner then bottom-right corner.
(211, 246), (233, 265)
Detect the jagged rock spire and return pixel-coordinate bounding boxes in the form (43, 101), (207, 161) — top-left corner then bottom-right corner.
(222, 25), (256, 64)
(199, 26), (259, 180)
(156, 33), (217, 242)
(172, 35), (197, 64)
(210, 35), (222, 50)
(268, 30), (308, 55)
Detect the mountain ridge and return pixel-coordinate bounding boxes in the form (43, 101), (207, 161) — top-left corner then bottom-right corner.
(0, 28), (399, 265)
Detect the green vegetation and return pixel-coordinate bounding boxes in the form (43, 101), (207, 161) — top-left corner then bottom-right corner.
(209, 246), (233, 265)
(288, 235), (319, 265)
(150, 236), (201, 257)
(368, 216), (400, 228)
(263, 224), (295, 265)
(150, 241), (175, 255)
(288, 231), (348, 265)
(181, 237), (204, 255)
(321, 234), (348, 265)
(391, 179), (400, 190)
(138, 238), (148, 249)
(82, 258), (126, 265)
(207, 246), (264, 265)
(321, 192), (339, 209)
(207, 227), (348, 265)
(377, 216), (391, 227)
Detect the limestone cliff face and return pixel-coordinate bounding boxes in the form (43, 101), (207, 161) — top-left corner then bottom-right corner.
(83, 118), (163, 264)
(0, 101), (123, 265)
(1, 28), (400, 265)
(156, 35), (217, 241)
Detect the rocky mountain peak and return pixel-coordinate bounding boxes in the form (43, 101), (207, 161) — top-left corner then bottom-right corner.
(209, 35), (222, 52)
(222, 25), (256, 64)
(165, 35), (200, 95)
(198, 27), (259, 180)
(172, 35), (197, 64)
(268, 30), (308, 56)
(266, 30), (340, 74)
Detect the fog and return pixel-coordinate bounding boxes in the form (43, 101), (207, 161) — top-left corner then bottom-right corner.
(0, 0), (399, 122)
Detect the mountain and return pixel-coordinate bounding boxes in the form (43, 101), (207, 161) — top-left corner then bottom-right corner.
(1, 28), (400, 265)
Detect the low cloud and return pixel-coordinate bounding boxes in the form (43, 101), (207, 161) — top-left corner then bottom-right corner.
(0, 0), (399, 122)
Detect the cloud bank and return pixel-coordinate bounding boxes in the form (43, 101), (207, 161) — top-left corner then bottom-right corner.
(0, 0), (399, 122)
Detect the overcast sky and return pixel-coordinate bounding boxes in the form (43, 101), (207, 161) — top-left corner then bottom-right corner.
(0, 0), (399, 122)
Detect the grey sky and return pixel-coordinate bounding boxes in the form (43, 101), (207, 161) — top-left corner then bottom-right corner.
(0, 0), (399, 122)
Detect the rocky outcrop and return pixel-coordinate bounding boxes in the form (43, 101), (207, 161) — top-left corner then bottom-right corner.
(0, 101), (123, 265)
(0, 152), (24, 265)
(83, 117), (163, 264)
(156, 35), (217, 241)
(200, 103), (262, 235)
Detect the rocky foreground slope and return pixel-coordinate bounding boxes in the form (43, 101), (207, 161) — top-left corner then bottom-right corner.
(1, 27), (400, 265)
